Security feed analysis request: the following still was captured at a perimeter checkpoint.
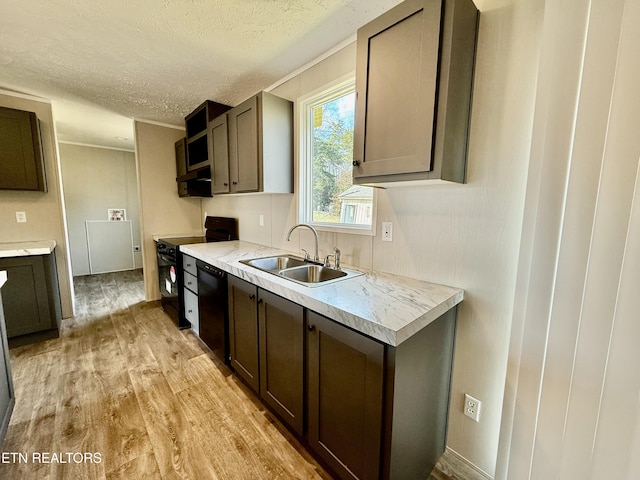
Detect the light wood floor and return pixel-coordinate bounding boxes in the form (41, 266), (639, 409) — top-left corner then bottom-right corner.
(0, 270), (453, 480)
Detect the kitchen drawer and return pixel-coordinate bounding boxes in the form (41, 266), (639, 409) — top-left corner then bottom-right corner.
(184, 287), (199, 335)
(184, 271), (197, 294)
(183, 254), (197, 277)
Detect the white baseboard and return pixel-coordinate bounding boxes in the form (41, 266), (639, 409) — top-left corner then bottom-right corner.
(435, 447), (494, 480)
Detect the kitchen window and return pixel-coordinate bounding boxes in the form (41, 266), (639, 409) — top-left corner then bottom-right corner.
(298, 77), (375, 234)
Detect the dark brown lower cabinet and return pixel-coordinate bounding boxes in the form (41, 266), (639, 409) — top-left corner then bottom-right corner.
(258, 289), (304, 435)
(0, 254), (61, 343)
(307, 311), (385, 480)
(0, 282), (16, 444)
(381, 307), (456, 479)
(228, 275), (259, 392)
(226, 274), (457, 480)
(308, 308), (457, 480)
(228, 276), (305, 436)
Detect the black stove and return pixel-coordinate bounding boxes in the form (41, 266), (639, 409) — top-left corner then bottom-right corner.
(156, 236), (206, 260)
(156, 217), (237, 328)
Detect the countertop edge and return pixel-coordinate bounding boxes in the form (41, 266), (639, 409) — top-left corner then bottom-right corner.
(0, 240), (57, 258)
(181, 242), (464, 346)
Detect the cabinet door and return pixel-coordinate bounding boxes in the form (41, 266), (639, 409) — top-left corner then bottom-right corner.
(175, 138), (189, 197)
(228, 275), (259, 392)
(209, 114), (230, 194)
(0, 107), (46, 192)
(184, 288), (199, 335)
(0, 291), (15, 443)
(307, 311), (385, 480)
(183, 271), (197, 294)
(0, 256), (52, 338)
(183, 255), (197, 277)
(353, 0), (442, 179)
(258, 289), (304, 435)
(228, 95), (259, 193)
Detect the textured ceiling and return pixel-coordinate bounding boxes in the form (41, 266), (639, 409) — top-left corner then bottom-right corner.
(0, 0), (401, 150)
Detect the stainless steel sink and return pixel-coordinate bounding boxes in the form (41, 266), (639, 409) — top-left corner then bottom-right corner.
(242, 255), (306, 272)
(240, 255), (363, 286)
(278, 264), (347, 283)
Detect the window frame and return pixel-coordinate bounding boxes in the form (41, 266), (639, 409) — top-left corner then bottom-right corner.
(297, 75), (377, 236)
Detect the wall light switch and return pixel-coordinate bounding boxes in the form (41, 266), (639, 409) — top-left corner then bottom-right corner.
(382, 222), (393, 242)
(16, 211), (27, 223)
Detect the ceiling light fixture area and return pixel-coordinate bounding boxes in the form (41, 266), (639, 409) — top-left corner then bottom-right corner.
(0, 55), (14, 65)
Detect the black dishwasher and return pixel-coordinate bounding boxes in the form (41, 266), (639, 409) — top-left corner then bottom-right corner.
(196, 260), (229, 364)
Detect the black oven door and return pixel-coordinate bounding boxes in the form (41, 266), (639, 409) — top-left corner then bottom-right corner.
(157, 252), (179, 323)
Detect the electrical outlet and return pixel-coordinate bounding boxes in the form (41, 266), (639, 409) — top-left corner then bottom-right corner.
(15, 211), (27, 223)
(464, 394), (482, 422)
(381, 222), (393, 242)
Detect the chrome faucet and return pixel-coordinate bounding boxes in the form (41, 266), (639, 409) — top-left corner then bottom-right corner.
(286, 223), (319, 262)
(324, 247), (341, 270)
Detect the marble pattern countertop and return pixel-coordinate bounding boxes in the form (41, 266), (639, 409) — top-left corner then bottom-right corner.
(0, 240), (57, 258)
(181, 241), (464, 347)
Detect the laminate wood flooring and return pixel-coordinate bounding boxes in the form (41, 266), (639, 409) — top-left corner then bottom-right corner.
(0, 270), (451, 480)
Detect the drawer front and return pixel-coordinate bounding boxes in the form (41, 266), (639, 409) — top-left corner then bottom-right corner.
(184, 287), (199, 335)
(184, 271), (197, 294)
(183, 254), (197, 277)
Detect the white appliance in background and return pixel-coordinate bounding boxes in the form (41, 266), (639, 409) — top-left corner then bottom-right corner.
(85, 220), (135, 274)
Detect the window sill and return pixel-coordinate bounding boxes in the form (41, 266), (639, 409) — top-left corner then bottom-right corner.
(309, 223), (376, 237)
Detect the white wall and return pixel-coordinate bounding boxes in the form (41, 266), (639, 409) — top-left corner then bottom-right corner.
(499, 0), (640, 478)
(0, 92), (74, 319)
(59, 143), (142, 276)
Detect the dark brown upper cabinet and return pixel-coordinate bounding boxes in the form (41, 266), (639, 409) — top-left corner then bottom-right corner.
(209, 91), (293, 195)
(176, 100), (231, 197)
(209, 113), (230, 194)
(352, 0), (479, 186)
(0, 106), (47, 192)
(175, 138), (188, 197)
(184, 100), (231, 173)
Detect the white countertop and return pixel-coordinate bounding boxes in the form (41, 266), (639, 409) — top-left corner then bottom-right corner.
(0, 240), (56, 258)
(0, 271), (6, 289)
(152, 233), (204, 242)
(181, 241), (464, 346)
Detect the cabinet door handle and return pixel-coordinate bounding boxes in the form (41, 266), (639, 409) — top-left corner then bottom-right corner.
(308, 324), (315, 331)
(232, 181), (238, 185)
(352, 160), (361, 167)
(257, 298), (263, 305)
(249, 294), (255, 300)
(223, 182), (228, 186)
(188, 309), (193, 313)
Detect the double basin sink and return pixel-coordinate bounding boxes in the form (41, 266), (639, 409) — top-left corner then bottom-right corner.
(240, 255), (363, 287)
